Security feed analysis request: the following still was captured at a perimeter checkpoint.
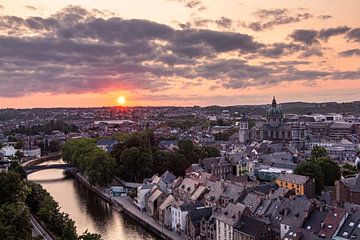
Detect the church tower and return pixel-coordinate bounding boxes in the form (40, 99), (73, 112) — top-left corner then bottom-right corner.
(239, 113), (249, 144)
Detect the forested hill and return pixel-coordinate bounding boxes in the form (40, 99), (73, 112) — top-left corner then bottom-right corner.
(204, 101), (360, 115)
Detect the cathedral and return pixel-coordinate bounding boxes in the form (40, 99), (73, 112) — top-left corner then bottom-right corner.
(240, 97), (306, 150)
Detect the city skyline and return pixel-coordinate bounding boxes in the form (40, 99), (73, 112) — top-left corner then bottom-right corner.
(0, 0), (359, 108)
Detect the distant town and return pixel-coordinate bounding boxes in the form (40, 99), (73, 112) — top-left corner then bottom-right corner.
(1, 97), (360, 240)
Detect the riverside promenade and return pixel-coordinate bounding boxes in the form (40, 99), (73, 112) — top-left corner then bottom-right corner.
(72, 172), (181, 240)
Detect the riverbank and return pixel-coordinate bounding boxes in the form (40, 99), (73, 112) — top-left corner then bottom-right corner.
(69, 170), (181, 240)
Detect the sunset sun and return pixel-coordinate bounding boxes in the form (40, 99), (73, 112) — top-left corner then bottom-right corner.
(117, 96), (126, 105)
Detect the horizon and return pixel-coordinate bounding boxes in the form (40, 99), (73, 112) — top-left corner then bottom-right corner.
(0, 0), (359, 107)
(0, 98), (358, 111)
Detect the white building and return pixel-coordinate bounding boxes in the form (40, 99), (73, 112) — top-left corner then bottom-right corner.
(214, 203), (250, 240)
(135, 184), (154, 211)
(0, 146), (17, 157)
(23, 147), (41, 158)
(171, 202), (204, 232)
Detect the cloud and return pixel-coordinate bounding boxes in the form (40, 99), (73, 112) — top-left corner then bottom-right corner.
(0, 5), (4, 9)
(215, 17), (232, 29)
(259, 43), (302, 58)
(24, 5), (37, 11)
(346, 28), (360, 42)
(242, 8), (312, 31)
(168, 0), (206, 11)
(318, 15), (332, 20)
(289, 26), (352, 46)
(0, 5), (358, 98)
(290, 29), (318, 45)
(339, 48), (360, 57)
(318, 26), (351, 41)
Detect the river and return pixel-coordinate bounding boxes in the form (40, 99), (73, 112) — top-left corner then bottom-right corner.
(28, 159), (157, 240)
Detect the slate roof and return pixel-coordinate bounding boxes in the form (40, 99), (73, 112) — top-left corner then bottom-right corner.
(336, 209), (360, 239)
(234, 215), (268, 238)
(187, 207), (212, 227)
(214, 203), (248, 226)
(160, 170), (176, 185)
(277, 173), (309, 185)
(319, 208), (347, 238)
(302, 209), (327, 233)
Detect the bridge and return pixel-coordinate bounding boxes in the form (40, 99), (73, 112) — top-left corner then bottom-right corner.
(24, 163), (74, 175)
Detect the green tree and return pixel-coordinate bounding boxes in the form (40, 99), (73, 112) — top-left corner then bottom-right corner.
(15, 141), (23, 149)
(119, 147), (153, 182)
(79, 230), (103, 240)
(178, 140), (200, 164)
(48, 140), (61, 152)
(311, 146), (327, 160)
(154, 150), (188, 177)
(0, 202), (32, 240)
(87, 149), (116, 186)
(15, 150), (24, 160)
(318, 158), (341, 186)
(0, 172), (22, 204)
(294, 160), (324, 195)
(8, 161), (26, 180)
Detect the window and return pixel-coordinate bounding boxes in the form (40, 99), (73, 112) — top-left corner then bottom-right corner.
(349, 222), (355, 227)
(343, 232), (349, 237)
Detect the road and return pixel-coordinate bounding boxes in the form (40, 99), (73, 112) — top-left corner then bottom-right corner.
(30, 214), (54, 240)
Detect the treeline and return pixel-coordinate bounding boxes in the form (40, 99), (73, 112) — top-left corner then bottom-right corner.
(63, 131), (220, 184)
(0, 163), (102, 240)
(7, 120), (78, 135)
(62, 139), (116, 186)
(111, 131), (220, 182)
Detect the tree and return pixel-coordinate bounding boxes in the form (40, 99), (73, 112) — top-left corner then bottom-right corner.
(8, 161), (26, 180)
(14, 141), (23, 149)
(294, 160), (324, 195)
(15, 150), (24, 160)
(178, 140), (200, 164)
(311, 146), (327, 160)
(79, 230), (103, 240)
(0, 172), (22, 204)
(318, 158), (341, 186)
(154, 150), (188, 177)
(87, 149), (116, 186)
(0, 202), (33, 240)
(48, 140), (61, 152)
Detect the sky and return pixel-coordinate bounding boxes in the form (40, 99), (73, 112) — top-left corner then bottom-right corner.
(0, 0), (359, 108)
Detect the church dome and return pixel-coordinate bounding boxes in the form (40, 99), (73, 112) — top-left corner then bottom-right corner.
(266, 96), (283, 117)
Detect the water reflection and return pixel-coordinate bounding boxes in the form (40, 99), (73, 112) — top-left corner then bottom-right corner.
(28, 160), (156, 240)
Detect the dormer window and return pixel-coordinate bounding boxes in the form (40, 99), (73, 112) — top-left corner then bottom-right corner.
(349, 222), (355, 227)
(328, 225), (333, 229)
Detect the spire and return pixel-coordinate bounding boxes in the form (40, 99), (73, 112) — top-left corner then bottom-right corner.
(272, 96), (277, 107)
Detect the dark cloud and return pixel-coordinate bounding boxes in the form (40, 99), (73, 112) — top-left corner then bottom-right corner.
(290, 29), (318, 45)
(242, 8), (312, 31)
(289, 26), (351, 46)
(300, 47), (323, 58)
(168, 0), (206, 11)
(215, 17), (232, 29)
(318, 26), (351, 40)
(346, 28), (360, 42)
(0, 5), (358, 97)
(339, 48), (360, 57)
(318, 15), (332, 20)
(259, 43), (302, 58)
(24, 5), (37, 11)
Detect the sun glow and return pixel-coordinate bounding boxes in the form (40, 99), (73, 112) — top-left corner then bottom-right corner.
(117, 95), (126, 105)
